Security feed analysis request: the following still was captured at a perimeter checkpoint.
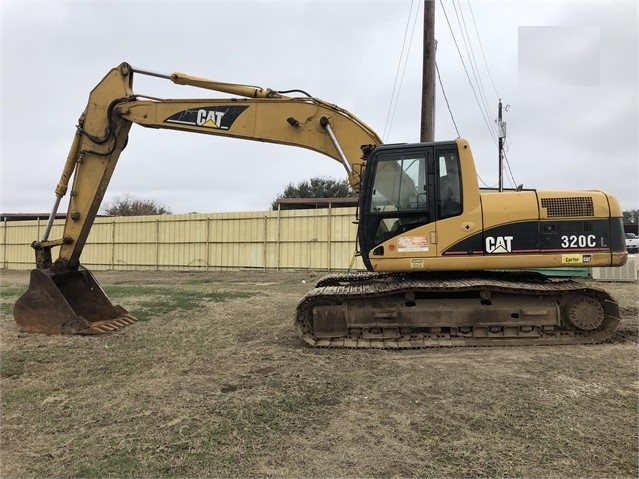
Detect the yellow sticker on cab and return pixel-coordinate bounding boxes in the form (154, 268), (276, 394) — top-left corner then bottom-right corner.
(562, 254), (583, 264)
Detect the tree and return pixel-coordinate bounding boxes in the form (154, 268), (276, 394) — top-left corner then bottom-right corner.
(623, 210), (638, 224)
(102, 194), (172, 216)
(271, 177), (353, 210)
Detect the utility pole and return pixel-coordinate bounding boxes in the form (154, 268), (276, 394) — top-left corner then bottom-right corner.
(497, 99), (505, 192)
(420, 0), (436, 142)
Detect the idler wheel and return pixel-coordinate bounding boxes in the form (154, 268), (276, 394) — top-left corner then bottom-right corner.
(565, 295), (604, 331)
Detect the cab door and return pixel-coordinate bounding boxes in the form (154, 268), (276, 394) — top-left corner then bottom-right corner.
(358, 144), (439, 271)
(432, 143), (484, 259)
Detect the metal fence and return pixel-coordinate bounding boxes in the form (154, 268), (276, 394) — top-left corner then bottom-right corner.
(0, 208), (366, 271)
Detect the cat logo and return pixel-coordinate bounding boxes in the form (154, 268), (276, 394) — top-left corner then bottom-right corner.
(485, 236), (513, 254)
(196, 109), (225, 128)
(164, 105), (249, 130)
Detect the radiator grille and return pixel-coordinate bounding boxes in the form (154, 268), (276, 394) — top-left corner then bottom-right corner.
(541, 197), (594, 218)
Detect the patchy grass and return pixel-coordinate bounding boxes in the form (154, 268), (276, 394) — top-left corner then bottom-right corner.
(1, 270), (637, 478)
(0, 285), (23, 323)
(103, 284), (255, 322)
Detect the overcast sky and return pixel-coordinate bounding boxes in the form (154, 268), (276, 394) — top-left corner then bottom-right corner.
(1, 0), (637, 215)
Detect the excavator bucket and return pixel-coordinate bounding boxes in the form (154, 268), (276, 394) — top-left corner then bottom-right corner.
(13, 267), (136, 335)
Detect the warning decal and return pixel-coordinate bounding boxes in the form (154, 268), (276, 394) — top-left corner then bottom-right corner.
(398, 236), (429, 252)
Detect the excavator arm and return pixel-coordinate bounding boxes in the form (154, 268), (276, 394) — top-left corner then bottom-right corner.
(13, 62), (381, 334)
(54, 63), (381, 270)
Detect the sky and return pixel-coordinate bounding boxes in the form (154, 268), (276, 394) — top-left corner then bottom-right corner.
(1, 0), (637, 215)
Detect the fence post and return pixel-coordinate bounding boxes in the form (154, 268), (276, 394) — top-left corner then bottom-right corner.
(2, 217), (7, 269)
(277, 205), (281, 270)
(327, 204), (332, 271)
(263, 215), (267, 271)
(111, 220), (116, 270)
(155, 219), (160, 271)
(206, 217), (211, 271)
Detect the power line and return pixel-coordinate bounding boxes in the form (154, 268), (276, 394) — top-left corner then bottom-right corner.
(439, 0), (496, 144)
(435, 61), (460, 137)
(453, 0), (493, 128)
(467, 2), (520, 188)
(383, 0), (421, 141)
(503, 152), (518, 188)
(467, 1), (500, 99)
(443, 1), (520, 189)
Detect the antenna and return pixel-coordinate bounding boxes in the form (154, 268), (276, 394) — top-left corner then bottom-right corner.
(497, 99), (507, 192)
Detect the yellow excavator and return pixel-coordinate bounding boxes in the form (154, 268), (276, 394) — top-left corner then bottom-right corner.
(13, 62), (628, 347)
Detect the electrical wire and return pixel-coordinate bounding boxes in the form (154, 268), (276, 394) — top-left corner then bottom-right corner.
(468, 1), (500, 99)
(387, 5), (422, 141)
(467, 1), (520, 188)
(440, 0), (522, 189)
(503, 152), (519, 188)
(383, 0), (420, 141)
(435, 61), (460, 137)
(383, 1), (516, 189)
(439, 0), (496, 144)
(453, 0), (493, 130)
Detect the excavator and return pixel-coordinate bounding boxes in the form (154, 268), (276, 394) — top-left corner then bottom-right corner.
(13, 62), (628, 347)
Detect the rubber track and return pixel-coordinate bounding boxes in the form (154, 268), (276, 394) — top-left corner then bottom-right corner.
(295, 272), (620, 349)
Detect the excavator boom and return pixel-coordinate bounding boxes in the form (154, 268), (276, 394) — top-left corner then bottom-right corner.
(13, 62), (381, 335)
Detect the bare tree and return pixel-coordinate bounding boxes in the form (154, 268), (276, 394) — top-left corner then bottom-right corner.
(102, 194), (172, 216)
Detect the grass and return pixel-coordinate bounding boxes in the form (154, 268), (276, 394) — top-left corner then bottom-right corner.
(103, 284), (256, 322)
(16, 390), (317, 478)
(0, 270), (637, 478)
(0, 278), (257, 323)
(1, 386), (44, 406)
(74, 456), (143, 479)
(221, 394), (308, 436)
(0, 285), (24, 322)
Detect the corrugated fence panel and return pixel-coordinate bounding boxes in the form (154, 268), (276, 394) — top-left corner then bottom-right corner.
(84, 220), (117, 270)
(2, 220), (35, 269)
(328, 208), (364, 270)
(112, 217), (158, 270)
(1, 219), (66, 269)
(279, 210), (319, 268)
(1, 208), (364, 272)
(158, 215), (208, 269)
(265, 215), (281, 269)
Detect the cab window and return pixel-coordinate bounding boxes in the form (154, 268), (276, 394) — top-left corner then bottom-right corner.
(437, 150), (461, 218)
(369, 154), (430, 244)
(370, 154), (428, 213)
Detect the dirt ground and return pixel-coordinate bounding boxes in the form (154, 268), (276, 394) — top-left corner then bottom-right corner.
(1, 269), (637, 478)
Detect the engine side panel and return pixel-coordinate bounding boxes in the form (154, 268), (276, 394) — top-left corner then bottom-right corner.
(365, 189), (627, 272)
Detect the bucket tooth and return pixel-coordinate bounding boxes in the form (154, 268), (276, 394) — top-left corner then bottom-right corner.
(13, 266), (136, 335)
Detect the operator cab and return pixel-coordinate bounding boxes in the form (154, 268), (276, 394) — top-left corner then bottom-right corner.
(358, 141), (462, 263)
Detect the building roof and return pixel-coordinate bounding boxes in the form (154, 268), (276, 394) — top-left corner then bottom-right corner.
(274, 197), (358, 210)
(0, 213), (67, 222)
